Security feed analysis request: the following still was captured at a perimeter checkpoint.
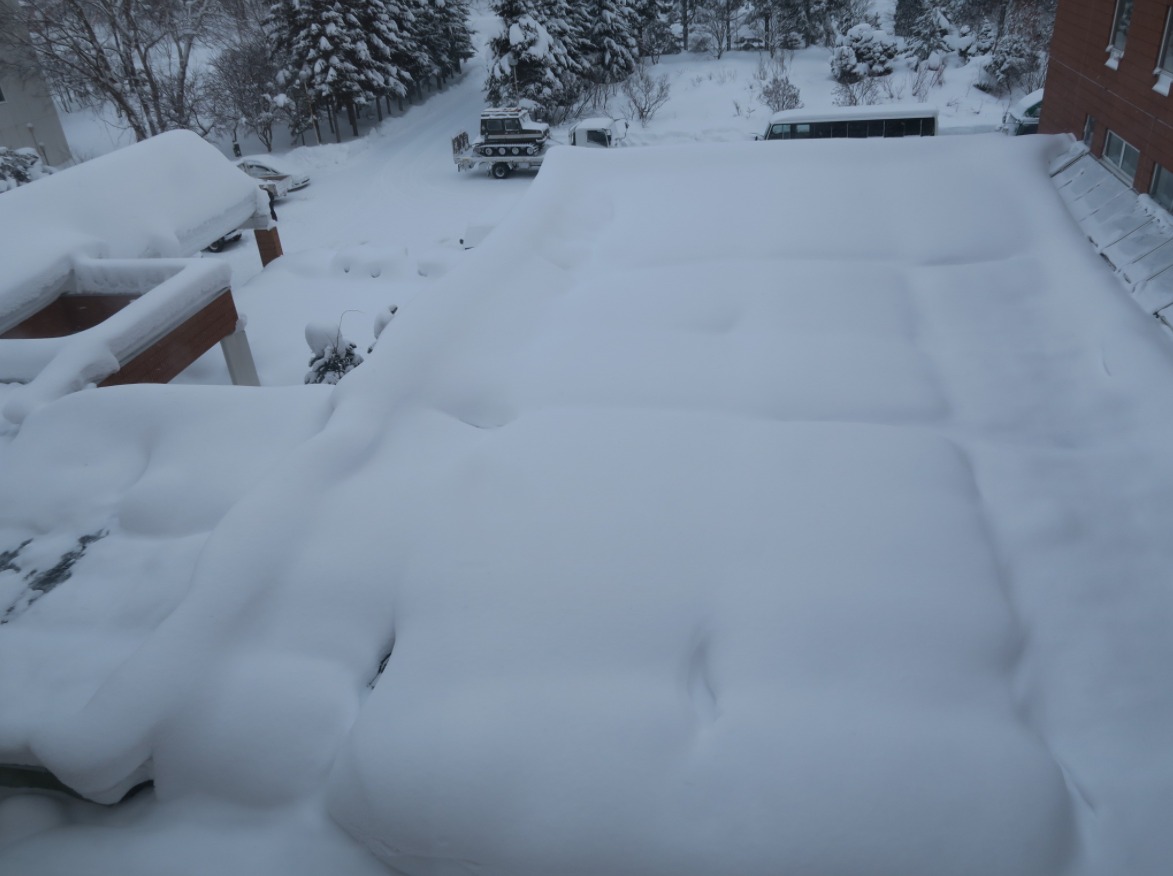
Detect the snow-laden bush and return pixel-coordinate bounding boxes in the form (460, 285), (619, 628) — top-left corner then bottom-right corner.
(0, 147), (51, 193)
(305, 321), (364, 385)
(830, 23), (899, 83)
(754, 57), (802, 113)
(978, 33), (1048, 95)
(622, 66), (671, 125)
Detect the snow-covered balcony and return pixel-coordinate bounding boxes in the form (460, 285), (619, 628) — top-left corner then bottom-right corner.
(0, 130), (271, 423)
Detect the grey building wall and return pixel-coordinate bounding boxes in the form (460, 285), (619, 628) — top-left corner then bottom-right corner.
(0, 12), (73, 166)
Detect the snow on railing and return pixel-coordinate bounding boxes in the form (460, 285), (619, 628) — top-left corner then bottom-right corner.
(0, 257), (233, 424)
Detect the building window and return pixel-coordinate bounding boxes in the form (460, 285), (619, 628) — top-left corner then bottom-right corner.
(1156, 8), (1173, 95)
(1152, 164), (1173, 213)
(1083, 115), (1096, 146)
(1103, 130), (1140, 183)
(1107, 0), (1134, 67)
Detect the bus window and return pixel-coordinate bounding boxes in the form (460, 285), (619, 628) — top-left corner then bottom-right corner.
(847, 121), (867, 138)
(768, 123), (788, 139)
(867, 119), (885, 137)
(885, 119), (907, 137)
(794, 124), (811, 138)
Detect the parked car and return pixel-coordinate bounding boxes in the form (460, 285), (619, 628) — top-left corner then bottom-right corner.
(204, 230), (242, 253)
(1004, 89), (1043, 136)
(235, 155), (311, 195)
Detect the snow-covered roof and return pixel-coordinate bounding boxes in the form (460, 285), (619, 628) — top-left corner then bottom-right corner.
(5, 133), (1173, 875)
(0, 130), (264, 329)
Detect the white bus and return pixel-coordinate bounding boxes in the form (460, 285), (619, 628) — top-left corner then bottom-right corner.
(760, 104), (939, 141)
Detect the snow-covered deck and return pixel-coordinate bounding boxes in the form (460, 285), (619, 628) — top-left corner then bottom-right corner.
(2, 134), (1173, 876)
(0, 131), (266, 419)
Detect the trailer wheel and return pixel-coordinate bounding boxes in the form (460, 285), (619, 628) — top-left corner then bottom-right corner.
(491, 162), (511, 179)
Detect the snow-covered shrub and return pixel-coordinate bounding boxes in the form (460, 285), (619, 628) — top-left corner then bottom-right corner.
(907, 60), (946, 101)
(976, 0), (1054, 96)
(0, 147), (51, 193)
(305, 321), (364, 385)
(754, 57), (802, 113)
(832, 76), (882, 107)
(622, 65), (671, 125)
(908, 2), (953, 61)
(830, 23), (899, 83)
(978, 33), (1048, 95)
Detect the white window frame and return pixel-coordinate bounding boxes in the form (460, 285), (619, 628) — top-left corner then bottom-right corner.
(1152, 164), (1173, 213)
(1103, 130), (1140, 183)
(1107, 0), (1134, 68)
(1155, 7), (1173, 95)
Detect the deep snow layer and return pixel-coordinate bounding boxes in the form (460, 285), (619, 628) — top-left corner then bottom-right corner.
(3, 136), (1173, 875)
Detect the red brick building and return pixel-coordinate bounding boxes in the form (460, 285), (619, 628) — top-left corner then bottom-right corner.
(1041, 0), (1173, 208)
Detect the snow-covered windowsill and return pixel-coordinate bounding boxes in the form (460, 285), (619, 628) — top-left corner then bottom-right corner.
(1154, 69), (1173, 96)
(1106, 46), (1124, 69)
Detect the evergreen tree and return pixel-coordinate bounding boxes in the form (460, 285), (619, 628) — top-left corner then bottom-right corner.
(632, 0), (678, 60)
(485, 0), (583, 119)
(432, 0), (477, 75)
(893, 0), (924, 38)
(585, 0), (639, 84)
(270, 0), (412, 138)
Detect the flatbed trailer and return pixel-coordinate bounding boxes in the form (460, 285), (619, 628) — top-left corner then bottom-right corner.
(452, 131), (551, 179)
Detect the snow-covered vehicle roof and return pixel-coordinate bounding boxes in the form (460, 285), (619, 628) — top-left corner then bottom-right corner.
(1008, 88), (1045, 122)
(767, 103), (939, 124)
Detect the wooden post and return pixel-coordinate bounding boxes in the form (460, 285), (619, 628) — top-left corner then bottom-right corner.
(254, 228), (284, 267)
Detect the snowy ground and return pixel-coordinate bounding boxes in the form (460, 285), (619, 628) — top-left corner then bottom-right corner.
(5, 14), (1173, 876)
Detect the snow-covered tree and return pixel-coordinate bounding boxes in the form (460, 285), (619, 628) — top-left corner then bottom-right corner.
(830, 22), (898, 82)
(270, 0), (414, 139)
(631, 0), (678, 61)
(693, 0), (747, 58)
(893, 0), (923, 38)
(761, 0), (869, 50)
(485, 0), (584, 120)
(976, 0), (1054, 94)
(908, 1), (952, 61)
(207, 28), (282, 151)
(426, 0), (477, 76)
(584, 0), (639, 83)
